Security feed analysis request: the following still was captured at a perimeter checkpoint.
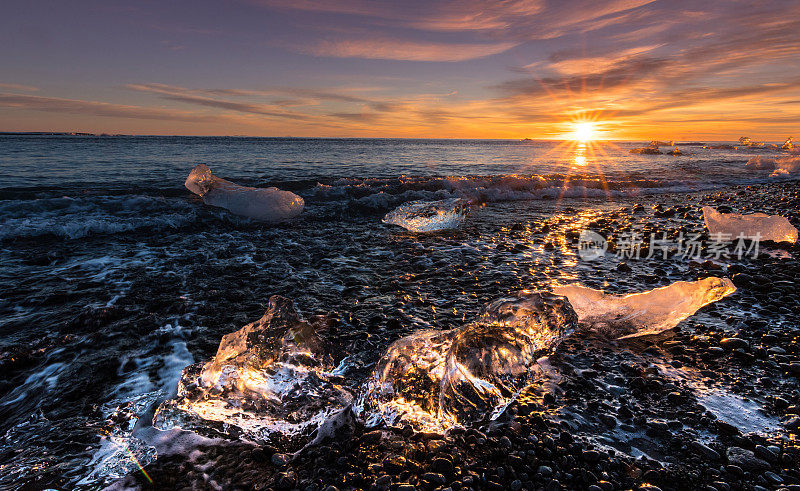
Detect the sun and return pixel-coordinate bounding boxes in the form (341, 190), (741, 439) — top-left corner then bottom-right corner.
(572, 122), (596, 142)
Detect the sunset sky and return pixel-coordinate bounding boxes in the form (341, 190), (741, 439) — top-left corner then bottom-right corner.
(1, 0), (799, 139)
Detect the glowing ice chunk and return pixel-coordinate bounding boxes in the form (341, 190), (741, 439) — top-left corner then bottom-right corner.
(185, 164), (304, 221)
(703, 206), (797, 243)
(382, 198), (470, 232)
(553, 277), (736, 339)
(153, 296), (352, 443)
(360, 291), (577, 431)
(630, 147), (661, 155)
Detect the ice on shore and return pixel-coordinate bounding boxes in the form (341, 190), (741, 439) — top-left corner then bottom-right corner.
(359, 291), (577, 431)
(153, 296), (352, 442)
(553, 277), (736, 339)
(703, 206), (797, 243)
(382, 198), (470, 232)
(185, 164), (304, 221)
(745, 155), (800, 175)
(630, 147), (661, 155)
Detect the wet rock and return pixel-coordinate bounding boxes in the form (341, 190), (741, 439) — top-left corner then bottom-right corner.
(421, 472), (446, 486)
(272, 453), (291, 467)
(754, 445), (778, 463)
(726, 447), (770, 472)
(720, 338), (749, 350)
(383, 456), (407, 474)
(432, 457), (453, 475)
(690, 441), (721, 461)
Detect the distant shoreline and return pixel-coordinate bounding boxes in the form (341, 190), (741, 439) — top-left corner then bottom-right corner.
(0, 133), (749, 142)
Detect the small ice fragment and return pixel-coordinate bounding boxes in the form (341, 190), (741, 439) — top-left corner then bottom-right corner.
(77, 435), (157, 487)
(553, 277), (736, 339)
(184, 164), (304, 221)
(630, 147), (661, 154)
(782, 136), (793, 150)
(703, 206), (797, 243)
(153, 296), (352, 443)
(360, 291), (577, 431)
(382, 198), (470, 232)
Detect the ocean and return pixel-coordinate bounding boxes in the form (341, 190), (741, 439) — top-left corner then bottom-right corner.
(0, 135), (797, 488)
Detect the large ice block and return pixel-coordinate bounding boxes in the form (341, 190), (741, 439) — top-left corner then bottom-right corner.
(553, 277), (737, 339)
(382, 198), (470, 232)
(185, 164), (304, 221)
(703, 206), (797, 243)
(359, 291), (577, 431)
(153, 296), (352, 443)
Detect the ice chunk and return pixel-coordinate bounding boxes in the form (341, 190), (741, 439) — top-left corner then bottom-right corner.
(382, 198), (470, 232)
(703, 206), (797, 243)
(745, 156), (777, 171)
(630, 147), (661, 154)
(184, 164), (303, 221)
(553, 277), (736, 339)
(359, 291), (577, 431)
(782, 136), (793, 150)
(153, 296), (352, 443)
(77, 435), (157, 487)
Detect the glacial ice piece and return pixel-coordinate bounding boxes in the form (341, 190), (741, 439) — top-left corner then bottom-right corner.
(703, 206), (797, 243)
(553, 277), (736, 339)
(153, 296), (352, 443)
(630, 147), (661, 155)
(184, 164), (304, 221)
(745, 156), (777, 171)
(360, 291), (577, 431)
(382, 198), (470, 232)
(782, 136), (793, 150)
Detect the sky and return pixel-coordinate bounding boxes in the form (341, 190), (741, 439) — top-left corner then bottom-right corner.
(1, 0), (799, 140)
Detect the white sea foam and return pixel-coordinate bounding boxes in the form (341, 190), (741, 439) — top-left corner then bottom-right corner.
(0, 195), (196, 240)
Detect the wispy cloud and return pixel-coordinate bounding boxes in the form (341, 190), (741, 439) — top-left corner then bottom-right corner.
(303, 38), (518, 62)
(0, 83), (39, 92)
(0, 93), (220, 122)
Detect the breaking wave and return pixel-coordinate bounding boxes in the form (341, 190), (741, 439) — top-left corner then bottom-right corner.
(0, 195), (198, 241)
(0, 167), (789, 241)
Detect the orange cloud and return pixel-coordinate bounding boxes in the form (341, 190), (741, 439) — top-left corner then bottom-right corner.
(303, 38), (518, 62)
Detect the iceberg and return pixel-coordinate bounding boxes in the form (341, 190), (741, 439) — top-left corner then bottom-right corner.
(359, 291), (577, 431)
(153, 296), (353, 443)
(184, 164), (304, 221)
(553, 277), (736, 339)
(703, 206), (797, 243)
(782, 136), (793, 150)
(382, 198), (470, 232)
